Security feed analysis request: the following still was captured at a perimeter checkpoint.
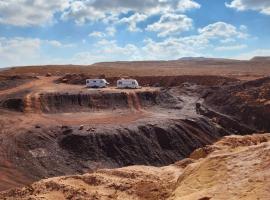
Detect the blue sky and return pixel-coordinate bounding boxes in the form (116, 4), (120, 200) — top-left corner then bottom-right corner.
(0, 0), (270, 67)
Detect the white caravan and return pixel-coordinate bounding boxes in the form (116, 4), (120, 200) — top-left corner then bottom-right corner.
(117, 79), (141, 89)
(86, 79), (109, 88)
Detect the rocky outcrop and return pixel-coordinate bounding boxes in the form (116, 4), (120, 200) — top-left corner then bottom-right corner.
(0, 90), (159, 113)
(203, 77), (270, 132)
(0, 117), (226, 192)
(171, 133), (270, 200)
(58, 118), (225, 167)
(39, 91), (158, 113)
(2, 133), (269, 200)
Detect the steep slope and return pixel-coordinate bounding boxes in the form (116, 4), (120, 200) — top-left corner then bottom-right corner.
(1, 134), (269, 200)
(202, 77), (270, 132)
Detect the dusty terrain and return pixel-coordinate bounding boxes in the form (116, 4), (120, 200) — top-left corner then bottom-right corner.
(2, 58), (270, 80)
(1, 133), (269, 200)
(0, 59), (270, 199)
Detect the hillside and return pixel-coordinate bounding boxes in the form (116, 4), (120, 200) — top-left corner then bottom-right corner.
(1, 133), (269, 200)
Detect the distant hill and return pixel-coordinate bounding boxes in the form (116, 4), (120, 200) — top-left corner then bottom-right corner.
(250, 56), (270, 61)
(178, 57), (237, 62)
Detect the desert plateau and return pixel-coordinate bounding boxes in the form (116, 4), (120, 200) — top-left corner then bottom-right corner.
(0, 58), (270, 199)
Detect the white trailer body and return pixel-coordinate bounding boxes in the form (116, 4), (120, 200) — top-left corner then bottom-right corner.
(117, 79), (140, 89)
(86, 79), (109, 88)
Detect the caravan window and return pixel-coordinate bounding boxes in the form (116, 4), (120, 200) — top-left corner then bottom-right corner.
(100, 80), (103, 83)
(132, 81), (135, 84)
(119, 81), (122, 84)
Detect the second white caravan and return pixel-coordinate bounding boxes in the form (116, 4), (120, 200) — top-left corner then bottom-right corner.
(117, 79), (140, 89)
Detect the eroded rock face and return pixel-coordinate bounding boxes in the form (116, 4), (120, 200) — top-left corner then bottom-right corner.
(203, 77), (270, 132)
(39, 91), (159, 113)
(1, 90), (159, 113)
(0, 117), (226, 192)
(1, 134), (269, 200)
(58, 118), (225, 167)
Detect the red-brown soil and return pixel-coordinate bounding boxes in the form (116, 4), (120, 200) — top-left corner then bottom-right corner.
(1, 62), (270, 198)
(0, 75), (230, 192)
(201, 77), (270, 132)
(2, 58), (270, 80)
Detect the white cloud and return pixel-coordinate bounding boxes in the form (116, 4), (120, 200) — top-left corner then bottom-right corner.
(146, 13), (193, 37)
(144, 22), (248, 58)
(0, 20), (251, 67)
(141, 38), (203, 60)
(66, 39), (142, 64)
(0, 37), (72, 67)
(177, 0), (201, 12)
(61, 1), (106, 25)
(226, 0), (270, 15)
(62, 0), (200, 25)
(220, 38), (236, 43)
(0, 0), (201, 40)
(198, 22), (248, 39)
(118, 13), (148, 32)
(0, 0), (69, 26)
(96, 39), (141, 59)
(215, 44), (247, 51)
(89, 31), (106, 38)
(106, 27), (116, 37)
(44, 40), (74, 48)
(89, 27), (116, 38)
(0, 37), (41, 67)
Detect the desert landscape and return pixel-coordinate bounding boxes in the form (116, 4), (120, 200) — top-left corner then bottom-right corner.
(0, 58), (270, 199)
(1, 0), (270, 199)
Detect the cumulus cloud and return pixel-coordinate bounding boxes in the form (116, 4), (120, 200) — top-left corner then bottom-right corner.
(226, 0), (270, 15)
(0, 0), (69, 26)
(198, 22), (248, 39)
(88, 22), (248, 61)
(66, 39), (142, 64)
(89, 27), (117, 38)
(0, 0), (201, 40)
(61, 1), (106, 25)
(118, 13), (148, 32)
(146, 13), (193, 37)
(0, 37), (72, 67)
(177, 0), (201, 12)
(89, 31), (106, 38)
(0, 37), (41, 66)
(82, 1), (200, 36)
(82, 20), (253, 61)
(61, 0), (200, 30)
